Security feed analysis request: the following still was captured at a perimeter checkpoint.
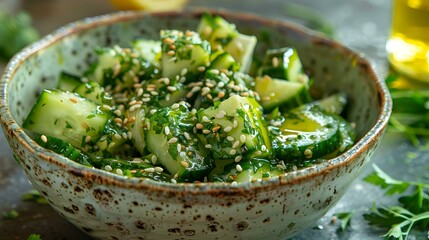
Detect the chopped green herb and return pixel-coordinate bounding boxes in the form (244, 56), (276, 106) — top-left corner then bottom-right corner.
(333, 211), (354, 232)
(2, 209), (19, 220)
(21, 189), (48, 205)
(363, 164), (429, 239)
(27, 234), (42, 240)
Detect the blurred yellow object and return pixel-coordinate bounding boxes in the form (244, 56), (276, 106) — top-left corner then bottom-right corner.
(109, 0), (188, 12)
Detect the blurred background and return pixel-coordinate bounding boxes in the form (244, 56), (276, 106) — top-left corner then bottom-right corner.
(1, 1), (428, 240)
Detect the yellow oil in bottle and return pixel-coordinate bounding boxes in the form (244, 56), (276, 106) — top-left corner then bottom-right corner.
(386, 0), (429, 82)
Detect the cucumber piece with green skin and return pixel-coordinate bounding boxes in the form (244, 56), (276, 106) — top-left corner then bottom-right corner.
(255, 76), (312, 112)
(132, 39), (161, 66)
(160, 30), (211, 81)
(138, 77), (187, 108)
(73, 81), (112, 105)
(259, 47), (308, 85)
(197, 95), (271, 160)
(57, 71), (81, 92)
(209, 51), (240, 72)
(271, 104), (341, 161)
(93, 119), (136, 157)
(313, 92), (348, 115)
(211, 158), (283, 183)
(91, 157), (172, 182)
(146, 103), (214, 182)
(91, 46), (160, 88)
(197, 13), (257, 73)
(34, 134), (92, 166)
(23, 89), (110, 149)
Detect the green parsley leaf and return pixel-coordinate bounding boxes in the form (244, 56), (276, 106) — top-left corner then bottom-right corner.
(333, 211), (354, 231)
(363, 164), (409, 195)
(2, 209), (19, 220)
(21, 189), (48, 205)
(27, 234), (42, 240)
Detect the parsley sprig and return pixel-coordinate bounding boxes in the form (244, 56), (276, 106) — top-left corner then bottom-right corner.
(363, 164), (429, 239)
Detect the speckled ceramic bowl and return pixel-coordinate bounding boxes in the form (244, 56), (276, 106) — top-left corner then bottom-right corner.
(0, 9), (391, 240)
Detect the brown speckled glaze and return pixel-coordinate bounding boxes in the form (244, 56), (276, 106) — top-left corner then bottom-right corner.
(0, 9), (391, 240)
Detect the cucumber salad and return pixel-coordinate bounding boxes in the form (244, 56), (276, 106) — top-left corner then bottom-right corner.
(23, 14), (356, 184)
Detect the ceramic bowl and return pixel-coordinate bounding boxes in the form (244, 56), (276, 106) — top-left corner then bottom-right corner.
(0, 9), (391, 240)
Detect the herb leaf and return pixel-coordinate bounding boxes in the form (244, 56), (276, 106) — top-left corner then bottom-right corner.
(363, 164), (409, 195)
(333, 211), (354, 231)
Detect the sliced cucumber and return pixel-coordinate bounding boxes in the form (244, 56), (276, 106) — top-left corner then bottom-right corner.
(125, 108), (147, 155)
(259, 47), (306, 84)
(313, 92), (348, 115)
(146, 104), (214, 182)
(223, 33), (257, 73)
(132, 39), (161, 66)
(160, 30), (211, 81)
(197, 95), (271, 160)
(197, 13), (256, 73)
(211, 158), (283, 183)
(197, 13), (238, 50)
(209, 51), (240, 72)
(34, 134), (92, 166)
(271, 105), (341, 161)
(73, 81), (112, 105)
(255, 76), (312, 112)
(57, 71), (81, 92)
(23, 89), (109, 149)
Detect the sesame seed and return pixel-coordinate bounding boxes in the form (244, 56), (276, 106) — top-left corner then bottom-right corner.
(205, 82), (215, 88)
(154, 167), (164, 173)
(104, 165), (112, 171)
(151, 155), (157, 164)
(184, 132), (191, 140)
(114, 133), (122, 140)
(169, 57), (177, 62)
(233, 85), (241, 92)
(230, 149), (237, 155)
(217, 91), (226, 99)
(181, 68), (188, 76)
(236, 164), (243, 172)
(127, 131), (133, 139)
(181, 161), (189, 168)
(150, 109), (157, 115)
(165, 126), (171, 135)
(162, 77), (170, 85)
(145, 167), (155, 173)
(196, 123), (204, 129)
(234, 155), (242, 162)
(151, 91), (159, 96)
(209, 69), (220, 74)
(272, 57), (279, 67)
(167, 86), (177, 92)
(227, 136), (235, 141)
(163, 37), (174, 44)
(177, 143), (182, 152)
(171, 179), (177, 184)
(146, 121), (151, 130)
(129, 100), (137, 105)
(198, 66), (206, 72)
(215, 113), (225, 119)
(114, 109), (122, 116)
(217, 82), (225, 88)
(202, 129), (211, 134)
(205, 144), (212, 149)
(292, 165), (298, 171)
(123, 118), (129, 125)
(69, 97), (78, 103)
(85, 135), (91, 143)
(169, 45), (176, 50)
(142, 97), (151, 102)
(304, 149), (313, 158)
(240, 134), (246, 143)
(201, 87), (210, 96)
(131, 158), (143, 164)
(261, 145), (267, 151)
(41, 135), (48, 143)
(170, 103), (180, 110)
(224, 126), (233, 132)
(231, 181), (238, 186)
(232, 141), (240, 149)
(191, 86), (201, 92)
(102, 105), (112, 111)
(202, 116), (210, 122)
(122, 132), (128, 139)
(212, 126), (221, 132)
(168, 137), (178, 144)
(116, 169), (124, 175)
(276, 164), (285, 170)
(206, 94), (213, 100)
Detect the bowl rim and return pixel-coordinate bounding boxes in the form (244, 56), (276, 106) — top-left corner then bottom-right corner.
(0, 8), (392, 193)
